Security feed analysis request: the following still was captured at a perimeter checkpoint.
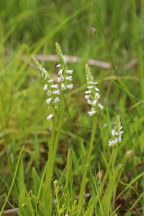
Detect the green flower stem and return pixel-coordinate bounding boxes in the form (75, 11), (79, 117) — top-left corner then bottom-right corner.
(77, 115), (97, 214)
(43, 102), (65, 212)
(48, 117), (57, 154)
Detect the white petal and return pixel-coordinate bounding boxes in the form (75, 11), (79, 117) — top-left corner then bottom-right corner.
(66, 76), (72, 81)
(43, 84), (48, 90)
(66, 69), (73, 74)
(120, 126), (123, 130)
(58, 76), (64, 82)
(95, 92), (100, 99)
(51, 84), (58, 89)
(88, 81), (93, 84)
(47, 90), (51, 96)
(85, 90), (91, 94)
(46, 98), (52, 104)
(67, 84), (73, 89)
(47, 114), (53, 120)
(53, 90), (60, 95)
(54, 97), (60, 103)
(92, 99), (97, 106)
(87, 86), (94, 89)
(61, 83), (66, 91)
(88, 110), (96, 116)
(98, 103), (104, 110)
(108, 140), (112, 146)
(112, 129), (116, 136)
(56, 64), (61, 67)
(87, 99), (92, 105)
(44, 74), (48, 80)
(58, 69), (63, 75)
(95, 87), (99, 92)
(85, 95), (90, 100)
(48, 79), (53, 83)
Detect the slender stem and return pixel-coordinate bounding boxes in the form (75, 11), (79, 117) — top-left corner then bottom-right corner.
(77, 115), (97, 214)
(48, 117), (57, 154)
(43, 102), (65, 213)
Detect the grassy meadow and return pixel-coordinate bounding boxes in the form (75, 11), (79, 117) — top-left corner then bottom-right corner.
(0, 0), (144, 215)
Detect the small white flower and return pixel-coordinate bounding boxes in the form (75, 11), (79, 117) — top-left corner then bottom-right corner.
(51, 84), (58, 89)
(66, 76), (72, 81)
(66, 69), (73, 74)
(48, 79), (53, 83)
(92, 99), (97, 106)
(87, 86), (94, 89)
(58, 69), (63, 76)
(44, 74), (48, 80)
(108, 140), (112, 146)
(53, 90), (60, 95)
(108, 116), (123, 147)
(95, 87), (99, 92)
(46, 98), (52, 104)
(61, 83), (66, 91)
(56, 64), (61, 67)
(67, 84), (73, 89)
(103, 123), (107, 128)
(112, 129), (117, 136)
(54, 97), (60, 103)
(87, 99), (92, 105)
(88, 109), (96, 116)
(47, 90), (52, 96)
(111, 140), (115, 146)
(98, 103), (104, 110)
(88, 81), (93, 84)
(119, 126), (123, 130)
(47, 114), (53, 120)
(85, 64), (103, 116)
(58, 76), (64, 82)
(43, 84), (48, 91)
(85, 95), (90, 100)
(95, 92), (100, 100)
(85, 90), (91, 94)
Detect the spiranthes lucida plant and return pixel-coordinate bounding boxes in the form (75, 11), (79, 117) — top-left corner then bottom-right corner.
(108, 115), (123, 147)
(85, 64), (103, 116)
(56, 42), (73, 91)
(77, 64), (103, 214)
(99, 115), (123, 214)
(32, 56), (60, 121)
(31, 42), (74, 215)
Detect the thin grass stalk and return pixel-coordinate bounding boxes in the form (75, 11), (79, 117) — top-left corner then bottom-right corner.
(77, 115), (97, 214)
(132, 0), (144, 98)
(0, 146), (24, 216)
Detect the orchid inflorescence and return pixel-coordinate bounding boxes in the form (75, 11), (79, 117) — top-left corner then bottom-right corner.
(85, 64), (103, 116)
(108, 115), (123, 147)
(32, 42), (73, 121)
(56, 42), (73, 91)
